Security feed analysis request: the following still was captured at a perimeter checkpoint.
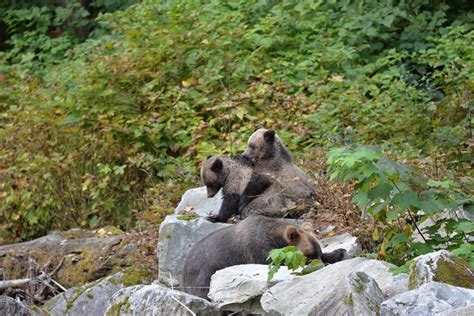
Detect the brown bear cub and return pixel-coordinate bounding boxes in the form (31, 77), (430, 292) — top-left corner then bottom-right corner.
(181, 215), (346, 299)
(201, 155), (273, 223)
(243, 128), (317, 215)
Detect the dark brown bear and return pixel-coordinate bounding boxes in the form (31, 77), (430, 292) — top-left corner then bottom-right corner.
(201, 155), (273, 222)
(181, 215), (346, 299)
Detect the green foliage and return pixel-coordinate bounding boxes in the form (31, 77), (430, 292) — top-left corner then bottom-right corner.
(328, 145), (473, 267)
(0, 0), (135, 75)
(3, 2), (88, 71)
(267, 246), (306, 281)
(1, 0), (473, 241)
(267, 246), (325, 280)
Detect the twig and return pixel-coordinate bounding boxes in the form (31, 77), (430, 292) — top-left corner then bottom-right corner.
(170, 295), (196, 316)
(0, 278), (31, 290)
(49, 257), (65, 276)
(0, 262), (67, 292)
(407, 209), (427, 242)
(390, 180), (427, 242)
(169, 272), (174, 291)
(49, 278), (67, 292)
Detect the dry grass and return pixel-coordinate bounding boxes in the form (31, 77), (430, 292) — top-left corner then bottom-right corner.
(296, 149), (375, 251)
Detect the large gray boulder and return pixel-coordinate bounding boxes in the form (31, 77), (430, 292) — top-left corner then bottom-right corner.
(208, 264), (294, 313)
(42, 272), (127, 316)
(104, 284), (218, 316)
(447, 305), (474, 316)
(409, 250), (474, 290)
(175, 186), (223, 218)
(157, 215), (230, 287)
(261, 257), (409, 315)
(320, 232), (362, 259)
(0, 296), (37, 316)
(347, 272), (385, 314)
(380, 282), (474, 316)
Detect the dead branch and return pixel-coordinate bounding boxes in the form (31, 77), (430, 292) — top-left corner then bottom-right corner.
(0, 278), (33, 290)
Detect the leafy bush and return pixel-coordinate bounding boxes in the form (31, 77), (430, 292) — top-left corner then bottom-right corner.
(327, 145), (474, 268)
(1, 0), (473, 241)
(267, 246), (325, 280)
(268, 246), (306, 280)
(0, 0), (135, 75)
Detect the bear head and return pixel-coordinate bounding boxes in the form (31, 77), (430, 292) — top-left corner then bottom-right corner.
(201, 156), (227, 198)
(243, 128), (278, 163)
(283, 222), (322, 260)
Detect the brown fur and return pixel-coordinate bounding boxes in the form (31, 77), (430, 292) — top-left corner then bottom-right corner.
(201, 155), (274, 222)
(242, 128), (317, 216)
(201, 155), (253, 198)
(181, 215), (346, 299)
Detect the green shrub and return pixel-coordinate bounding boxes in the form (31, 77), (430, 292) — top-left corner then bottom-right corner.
(327, 145), (474, 269)
(1, 0), (472, 241)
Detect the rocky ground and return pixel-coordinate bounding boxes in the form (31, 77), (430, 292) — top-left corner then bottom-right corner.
(0, 227), (158, 306)
(1, 185), (473, 315)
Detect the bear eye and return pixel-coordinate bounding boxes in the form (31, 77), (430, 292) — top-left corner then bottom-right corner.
(249, 144), (256, 150)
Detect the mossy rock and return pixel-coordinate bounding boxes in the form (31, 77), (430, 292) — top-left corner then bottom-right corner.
(409, 250), (474, 290)
(0, 228), (157, 289)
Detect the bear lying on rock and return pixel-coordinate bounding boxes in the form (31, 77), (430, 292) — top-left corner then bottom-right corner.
(181, 215), (346, 299)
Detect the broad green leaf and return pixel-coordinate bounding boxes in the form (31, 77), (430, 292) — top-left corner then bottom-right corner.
(368, 182), (393, 201)
(387, 210), (399, 221)
(352, 191), (369, 209)
(369, 201), (387, 215)
(391, 190), (420, 210)
(454, 220), (474, 233)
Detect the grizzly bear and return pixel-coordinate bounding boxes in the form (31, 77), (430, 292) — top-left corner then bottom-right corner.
(181, 215), (346, 299)
(201, 155), (274, 222)
(242, 128), (317, 216)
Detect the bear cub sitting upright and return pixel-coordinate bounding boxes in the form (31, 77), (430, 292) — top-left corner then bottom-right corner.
(181, 215), (346, 299)
(201, 155), (273, 222)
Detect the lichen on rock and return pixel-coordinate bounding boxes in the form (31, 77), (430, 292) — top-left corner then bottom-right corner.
(409, 250), (474, 290)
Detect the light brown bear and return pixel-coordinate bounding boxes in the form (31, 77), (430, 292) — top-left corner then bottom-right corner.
(181, 215), (346, 299)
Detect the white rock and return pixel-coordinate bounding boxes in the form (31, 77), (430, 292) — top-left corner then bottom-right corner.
(157, 215), (230, 287)
(105, 284), (218, 316)
(380, 282), (474, 316)
(318, 225), (335, 235)
(347, 271), (385, 314)
(208, 264), (294, 312)
(447, 305), (474, 316)
(175, 186), (223, 218)
(43, 272), (126, 316)
(409, 250), (474, 289)
(320, 232), (362, 259)
(261, 257), (409, 315)
(413, 208), (474, 243)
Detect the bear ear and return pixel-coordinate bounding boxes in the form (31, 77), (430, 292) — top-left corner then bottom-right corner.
(211, 158), (223, 173)
(207, 155), (212, 160)
(284, 226), (301, 244)
(263, 129), (275, 143)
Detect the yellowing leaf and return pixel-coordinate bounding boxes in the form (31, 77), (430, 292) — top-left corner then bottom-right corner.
(329, 75), (344, 82)
(97, 228), (107, 237)
(372, 227), (380, 240)
(182, 77), (197, 87)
